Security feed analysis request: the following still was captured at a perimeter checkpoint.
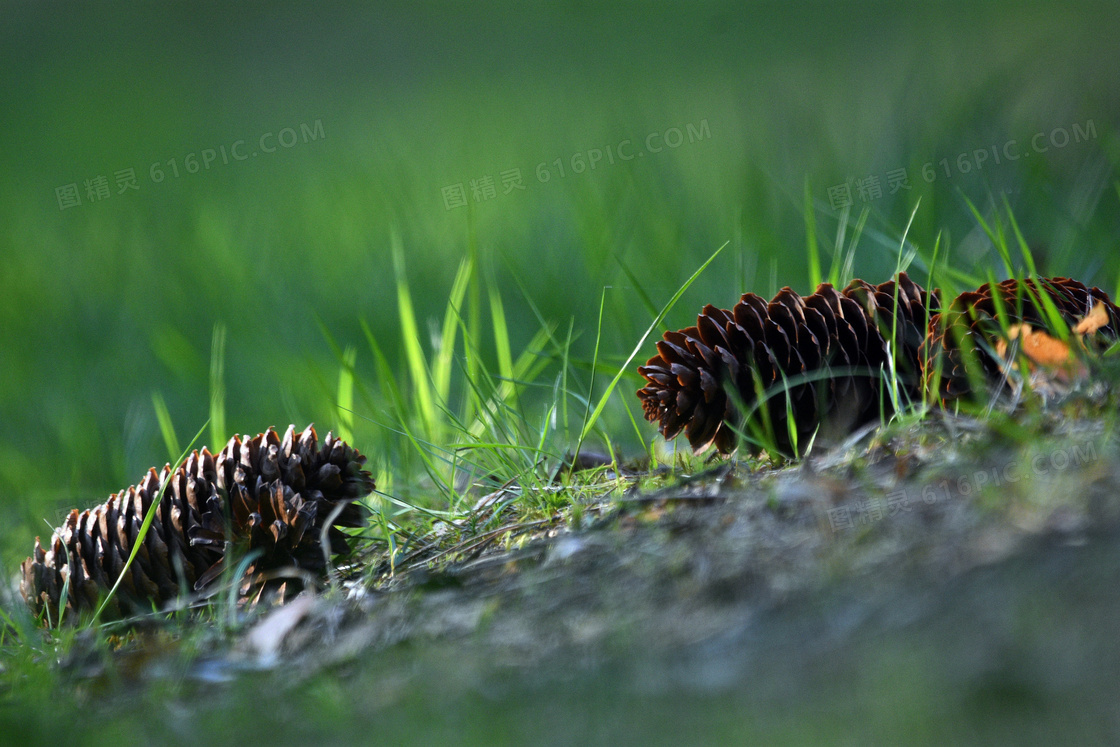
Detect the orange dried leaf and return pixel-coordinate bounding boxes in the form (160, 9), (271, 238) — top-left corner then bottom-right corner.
(1074, 302), (1110, 336)
(1010, 324), (1074, 367)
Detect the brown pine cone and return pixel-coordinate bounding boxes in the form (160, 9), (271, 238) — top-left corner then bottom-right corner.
(842, 272), (941, 383)
(637, 273), (939, 456)
(20, 425), (374, 624)
(923, 277), (1120, 399)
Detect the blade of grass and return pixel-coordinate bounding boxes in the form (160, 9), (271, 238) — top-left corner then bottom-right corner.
(828, 204), (851, 286)
(224, 549), (263, 630)
(209, 324), (227, 448)
(618, 384), (650, 457)
(488, 276), (515, 386)
(337, 346), (357, 443)
(921, 232), (943, 407)
(151, 391), (181, 463)
(434, 257), (474, 409)
(961, 193), (1014, 278)
(574, 287), (607, 466)
(561, 318), (574, 440)
(361, 320), (409, 419)
(464, 326), (554, 439)
(839, 207), (869, 287)
(804, 177), (822, 288)
(1001, 195), (1039, 277)
(614, 255), (660, 320)
(364, 319), (455, 494)
(466, 211), (482, 421)
(391, 230), (438, 439)
(92, 419), (209, 623)
(576, 241), (728, 451)
(1029, 278), (1072, 342)
(0, 603), (30, 644)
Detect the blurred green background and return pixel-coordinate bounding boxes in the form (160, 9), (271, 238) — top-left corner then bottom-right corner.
(2, 1), (1118, 571)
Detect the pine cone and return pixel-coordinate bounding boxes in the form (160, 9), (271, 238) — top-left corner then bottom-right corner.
(637, 273), (939, 456)
(20, 425), (374, 623)
(842, 273), (941, 383)
(923, 277), (1120, 398)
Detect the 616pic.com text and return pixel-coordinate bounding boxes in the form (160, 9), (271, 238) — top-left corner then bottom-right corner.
(55, 120), (325, 211)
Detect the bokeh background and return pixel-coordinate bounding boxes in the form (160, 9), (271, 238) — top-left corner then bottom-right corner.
(2, 2), (1118, 571)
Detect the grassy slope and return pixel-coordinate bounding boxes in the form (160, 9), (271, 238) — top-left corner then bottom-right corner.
(3, 1), (1120, 743)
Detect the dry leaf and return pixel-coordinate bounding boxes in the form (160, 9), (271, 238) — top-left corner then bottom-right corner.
(996, 323), (1087, 396)
(1009, 324), (1074, 367)
(1074, 303), (1110, 336)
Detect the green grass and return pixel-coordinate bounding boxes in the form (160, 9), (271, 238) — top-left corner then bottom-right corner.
(4, 2), (1120, 744)
(7, 185), (1105, 631)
